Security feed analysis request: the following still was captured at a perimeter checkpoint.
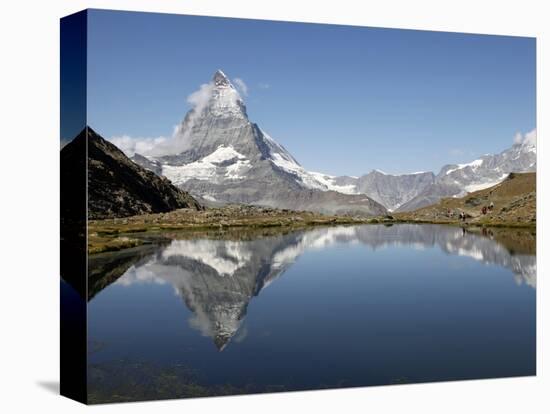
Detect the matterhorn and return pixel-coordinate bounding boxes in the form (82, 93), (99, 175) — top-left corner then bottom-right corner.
(132, 70), (387, 216)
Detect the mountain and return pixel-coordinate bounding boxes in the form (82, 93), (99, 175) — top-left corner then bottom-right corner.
(352, 170), (436, 211)
(396, 172), (536, 226)
(321, 139), (536, 212)
(397, 140), (536, 211)
(129, 70), (535, 214)
(315, 140), (536, 212)
(131, 70), (386, 217)
(62, 127), (202, 220)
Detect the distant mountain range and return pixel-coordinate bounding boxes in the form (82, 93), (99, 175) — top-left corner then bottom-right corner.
(395, 140), (536, 211)
(61, 127), (202, 219)
(320, 138), (535, 212)
(123, 70), (535, 214)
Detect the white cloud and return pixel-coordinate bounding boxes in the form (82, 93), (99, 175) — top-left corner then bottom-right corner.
(109, 134), (168, 157)
(258, 82), (270, 89)
(514, 129), (536, 146)
(115, 265), (166, 286)
(233, 77), (248, 96)
(108, 81), (216, 157)
(186, 82), (214, 114)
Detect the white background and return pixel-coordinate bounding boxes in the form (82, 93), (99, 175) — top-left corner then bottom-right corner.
(0, 0), (547, 412)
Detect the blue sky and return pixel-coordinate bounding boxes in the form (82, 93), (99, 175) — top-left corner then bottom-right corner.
(86, 9), (536, 176)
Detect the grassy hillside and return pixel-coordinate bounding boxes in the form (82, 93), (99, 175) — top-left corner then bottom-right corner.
(395, 172), (536, 227)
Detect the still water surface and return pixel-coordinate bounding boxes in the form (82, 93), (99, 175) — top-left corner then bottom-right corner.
(87, 224), (536, 402)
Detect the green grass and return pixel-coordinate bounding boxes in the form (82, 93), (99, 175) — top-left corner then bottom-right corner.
(87, 205), (535, 255)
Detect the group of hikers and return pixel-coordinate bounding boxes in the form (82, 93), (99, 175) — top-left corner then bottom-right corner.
(481, 201), (495, 215)
(447, 201), (494, 222)
(447, 208), (467, 221)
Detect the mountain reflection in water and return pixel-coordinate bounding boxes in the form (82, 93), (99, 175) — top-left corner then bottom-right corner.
(89, 224), (536, 351)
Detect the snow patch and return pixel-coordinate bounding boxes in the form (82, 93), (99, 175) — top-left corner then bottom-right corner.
(308, 171), (358, 194)
(269, 151), (328, 190)
(162, 145), (251, 184)
(372, 169), (428, 177)
(446, 159), (483, 175)
(464, 173), (509, 193)
(202, 145), (246, 164)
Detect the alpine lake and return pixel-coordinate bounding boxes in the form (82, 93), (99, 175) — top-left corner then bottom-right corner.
(84, 223), (536, 403)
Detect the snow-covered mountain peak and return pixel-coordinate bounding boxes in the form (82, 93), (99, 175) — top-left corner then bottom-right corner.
(515, 140), (536, 155)
(212, 69), (231, 87)
(512, 129), (537, 153)
(207, 69), (247, 119)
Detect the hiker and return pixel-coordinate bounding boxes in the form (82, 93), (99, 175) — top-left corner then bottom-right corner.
(482, 206), (487, 215)
(489, 201), (494, 210)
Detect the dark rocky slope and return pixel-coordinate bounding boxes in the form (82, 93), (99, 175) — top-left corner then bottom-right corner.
(62, 127), (202, 219)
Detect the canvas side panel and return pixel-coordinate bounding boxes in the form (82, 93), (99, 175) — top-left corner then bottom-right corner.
(60, 9), (88, 405)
